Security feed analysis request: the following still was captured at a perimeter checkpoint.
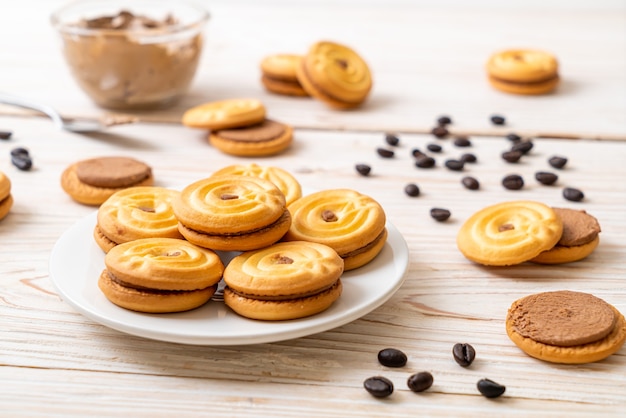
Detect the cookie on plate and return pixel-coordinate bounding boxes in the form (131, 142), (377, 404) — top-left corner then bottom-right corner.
(486, 49), (560, 95)
(94, 186), (184, 253)
(209, 119), (293, 157)
(61, 156), (154, 206)
(260, 54), (309, 97)
(182, 98), (266, 130)
(223, 241), (343, 320)
(211, 163), (302, 206)
(506, 290), (626, 364)
(99, 237), (225, 313)
(0, 171), (13, 221)
(284, 189), (387, 271)
(456, 200), (563, 266)
(173, 175), (291, 252)
(296, 41), (372, 109)
(530, 208), (601, 264)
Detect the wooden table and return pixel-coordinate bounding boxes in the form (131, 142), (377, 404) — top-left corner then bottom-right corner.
(1, 1), (625, 416)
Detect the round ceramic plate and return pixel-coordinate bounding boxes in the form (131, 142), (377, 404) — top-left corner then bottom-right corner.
(49, 211), (409, 345)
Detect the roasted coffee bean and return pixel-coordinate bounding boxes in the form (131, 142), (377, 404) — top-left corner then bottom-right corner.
(506, 133), (521, 143)
(415, 156), (436, 168)
(404, 183), (420, 197)
(10, 147), (29, 157)
(452, 343), (476, 367)
(502, 174), (524, 190)
(426, 143), (442, 153)
(445, 159), (464, 171)
(355, 164), (371, 176)
(411, 148), (425, 158)
(535, 171), (558, 185)
(377, 148), (394, 158)
(385, 133), (400, 146)
(511, 140), (533, 155)
(460, 153), (477, 163)
(0, 130), (12, 140)
(407, 372), (434, 393)
(490, 114), (506, 125)
(549, 155), (568, 169)
(461, 176), (480, 190)
(11, 153), (33, 171)
(431, 126), (449, 139)
(363, 376), (394, 398)
(563, 187), (584, 202)
(453, 136), (471, 147)
(437, 115), (452, 126)
(430, 207), (451, 222)
(501, 150), (523, 163)
(377, 348), (408, 368)
(477, 378), (506, 398)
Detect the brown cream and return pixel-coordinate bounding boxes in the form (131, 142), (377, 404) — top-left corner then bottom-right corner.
(227, 280), (340, 302)
(553, 208), (601, 247)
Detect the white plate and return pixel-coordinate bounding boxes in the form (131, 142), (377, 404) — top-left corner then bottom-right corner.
(49, 211), (409, 345)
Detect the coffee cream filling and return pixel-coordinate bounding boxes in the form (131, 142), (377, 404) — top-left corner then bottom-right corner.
(228, 279), (340, 301)
(185, 209), (290, 237)
(491, 74), (559, 86)
(301, 61), (363, 105)
(340, 228), (386, 259)
(106, 270), (213, 294)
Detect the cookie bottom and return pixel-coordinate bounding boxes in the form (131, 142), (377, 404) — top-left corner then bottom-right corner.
(0, 194), (13, 221)
(209, 125), (293, 157)
(529, 236), (600, 264)
(488, 75), (560, 95)
(342, 228), (388, 271)
(261, 75), (309, 97)
(224, 279), (342, 320)
(94, 225), (118, 253)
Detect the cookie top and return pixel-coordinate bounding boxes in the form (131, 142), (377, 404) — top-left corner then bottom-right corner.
(0, 171), (11, 200)
(173, 175), (287, 234)
(211, 163), (302, 206)
(487, 49), (558, 82)
(223, 241), (343, 298)
(553, 208), (601, 247)
(75, 156), (152, 188)
(508, 291), (616, 347)
(182, 98), (266, 130)
(260, 54), (302, 81)
(104, 237), (224, 291)
(456, 200), (563, 266)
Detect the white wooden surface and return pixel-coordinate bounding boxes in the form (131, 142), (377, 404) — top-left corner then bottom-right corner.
(1, 1), (626, 416)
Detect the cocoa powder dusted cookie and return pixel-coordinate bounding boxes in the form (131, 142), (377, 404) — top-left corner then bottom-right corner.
(61, 156), (153, 206)
(506, 291), (626, 364)
(209, 119), (293, 157)
(0, 171), (14, 221)
(260, 54), (309, 97)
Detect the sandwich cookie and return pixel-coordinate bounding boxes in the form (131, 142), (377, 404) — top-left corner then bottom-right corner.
(530, 208), (601, 264)
(99, 238), (225, 313)
(173, 175), (291, 252)
(260, 54), (309, 97)
(209, 119), (293, 157)
(296, 41), (372, 109)
(61, 156), (154, 206)
(456, 200), (563, 266)
(95, 186), (184, 253)
(506, 291), (626, 364)
(182, 98), (266, 130)
(486, 49), (560, 95)
(223, 241), (343, 320)
(284, 189), (387, 270)
(0, 171), (13, 221)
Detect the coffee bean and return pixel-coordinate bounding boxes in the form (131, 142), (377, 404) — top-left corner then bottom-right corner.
(460, 153), (477, 163)
(502, 174), (524, 190)
(411, 148), (425, 158)
(445, 159), (464, 171)
(385, 133), (400, 146)
(363, 376), (394, 398)
(377, 148), (394, 158)
(453, 136), (471, 147)
(437, 115), (452, 126)
(355, 164), (371, 176)
(11, 153), (33, 171)
(426, 143), (442, 153)
(10, 147), (29, 157)
(549, 155), (568, 169)
(377, 348), (408, 368)
(430, 207), (451, 222)
(535, 171), (558, 185)
(490, 115), (506, 125)
(452, 343), (476, 367)
(431, 126), (449, 139)
(407, 372), (434, 393)
(404, 183), (420, 197)
(477, 378), (506, 398)
(415, 156), (436, 168)
(511, 140), (533, 155)
(563, 187), (584, 202)
(461, 176), (480, 190)
(0, 130), (12, 140)
(501, 150), (523, 163)
(506, 133), (521, 143)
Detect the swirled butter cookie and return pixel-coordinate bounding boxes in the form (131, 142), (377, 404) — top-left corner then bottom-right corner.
(223, 241), (343, 320)
(457, 200), (563, 266)
(296, 41), (372, 109)
(284, 189), (387, 270)
(506, 291), (626, 364)
(486, 49), (560, 95)
(260, 54), (309, 97)
(173, 175), (291, 251)
(61, 156), (154, 206)
(182, 98), (266, 130)
(95, 186), (183, 253)
(0, 171), (13, 221)
(211, 163), (302, 206)
(99, 238), (224, 313)
(209, 119), (293, 157)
